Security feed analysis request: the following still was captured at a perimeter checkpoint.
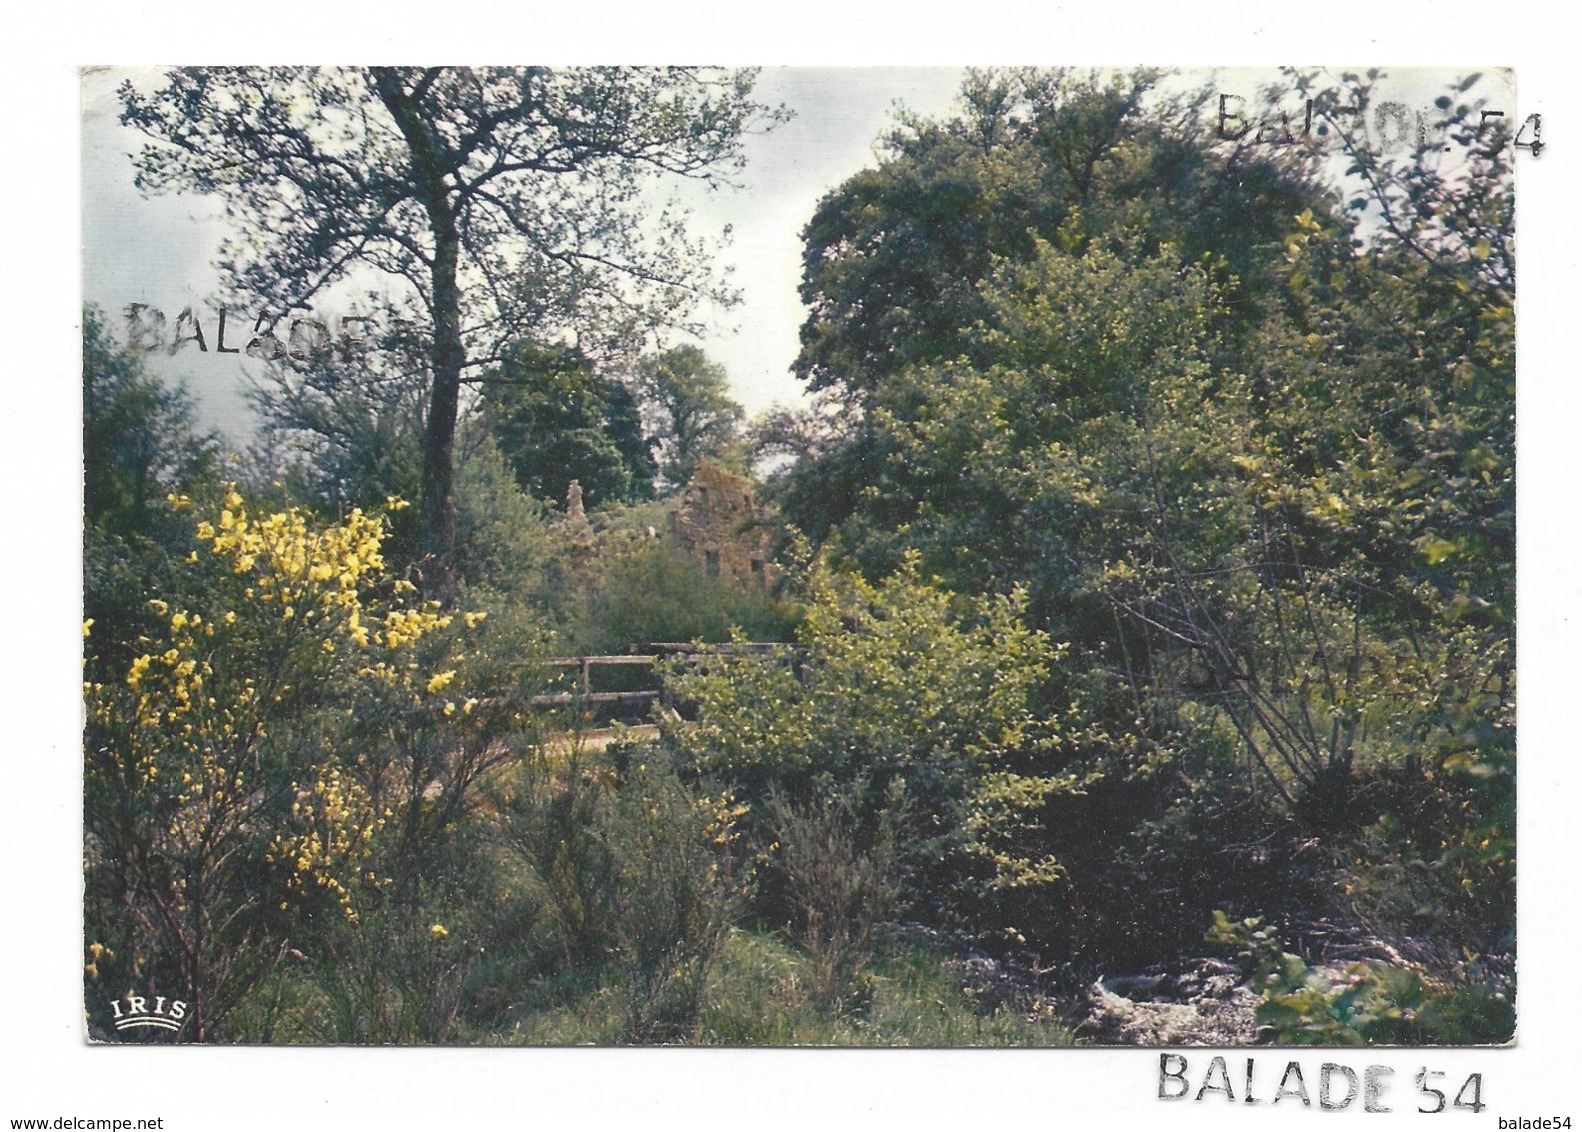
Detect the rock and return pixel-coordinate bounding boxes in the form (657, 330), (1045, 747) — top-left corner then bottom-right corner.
(1077, 958), (1261, 1046)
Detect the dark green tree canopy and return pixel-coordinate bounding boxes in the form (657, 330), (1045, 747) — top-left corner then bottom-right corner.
(83, 306), (221, 676)
(774, 68), (1334, 544)
(479, 342), (655, 510)
(780, 67), (1513, 825)
(83, 305), (218, 540)
(795, 68), (1330, 403)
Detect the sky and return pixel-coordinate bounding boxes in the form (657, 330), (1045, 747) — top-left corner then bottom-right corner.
(80, 67), (972, 438)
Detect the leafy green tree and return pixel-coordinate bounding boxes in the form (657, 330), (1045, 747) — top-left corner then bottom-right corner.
(451, 432), (576, 620)
(478, 342), (656, 509)
(121, 66), (787, 602)
(245, 317), (429, 568)
(83, 305), (218, 540)
(637, 345), (747, 489)
(779, 68), (1328, 542)
(83, 306), (220, 675)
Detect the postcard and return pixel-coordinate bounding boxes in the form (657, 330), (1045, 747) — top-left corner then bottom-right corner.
(13, 29), (1567, 1123)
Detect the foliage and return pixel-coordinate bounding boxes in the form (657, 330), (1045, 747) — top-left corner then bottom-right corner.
(637, 345), (747, 489)
(83, 487), (493, 1038)
(696, 931), (1072, 1047)
(601, 755), (748, 1042)
(85, 66), (1517, 1047)
(777, 67), (1327, 541)
(663, 555), (1084, 920)
(245, 321), (428, 569)
(1207, 911), (1514, 1045)
(767, 790), (901, 1014)
(83, 308), (222, 680)
(492, 745), (621, 970)
(491, 741), (748, 1043)
(479, 341), (656, 509)
(121, 66), (788, 598)
(452, 433), (581, 626)
(573, 537), (796, 652)
(306, 907), (482, 1044)
(84, 305), (220, 541)
(794, 68), (1322, 401)
(1255, 955), (1514, 1046)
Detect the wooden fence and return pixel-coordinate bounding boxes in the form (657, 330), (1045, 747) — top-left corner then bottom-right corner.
(526, 642), (792, 709)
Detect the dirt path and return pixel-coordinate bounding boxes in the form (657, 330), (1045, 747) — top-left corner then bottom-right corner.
(539, 724), (659, 754)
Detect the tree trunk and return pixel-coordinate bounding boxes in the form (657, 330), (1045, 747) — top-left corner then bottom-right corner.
(372, 68), (462, 606)
(421, 226), (462, 607)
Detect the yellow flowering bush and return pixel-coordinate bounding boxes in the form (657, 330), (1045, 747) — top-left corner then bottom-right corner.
(83, 486), (491, 1039)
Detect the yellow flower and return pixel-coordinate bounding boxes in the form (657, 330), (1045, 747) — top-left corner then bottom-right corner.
(429, 923), (448, 938)
(426, 670), (456, 694)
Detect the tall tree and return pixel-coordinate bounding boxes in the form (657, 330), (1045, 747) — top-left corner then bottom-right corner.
(778, 67), (1329, 543)
(638, 344), (746, 489)
(120, 67), (787, 601)
(479, 341), (656, 509)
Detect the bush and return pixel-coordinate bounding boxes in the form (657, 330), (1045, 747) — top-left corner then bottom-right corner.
(492, 744), (621, 970)
(602, 756), (748, 1042)
(1256, 956), (1514, 1046)
(768, 789), (901, 1014)
(663, 555), (1084, 928)
(1207, 910), (1514, 1046)
(574, 537), (795, 651)
(492, 742), (749, 1043)
(83, 488), (496, 1039)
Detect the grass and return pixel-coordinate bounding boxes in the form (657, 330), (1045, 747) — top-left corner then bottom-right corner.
(226, 927), (1073, 1047)
(697, 930), (1072, 1047)
(482, 929), (1074, 1046)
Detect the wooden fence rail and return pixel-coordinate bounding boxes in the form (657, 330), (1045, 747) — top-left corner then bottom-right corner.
(524, 644), (793, 708)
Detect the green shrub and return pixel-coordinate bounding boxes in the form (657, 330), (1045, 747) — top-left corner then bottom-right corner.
(768, 789), (901, 1014)
(664, 555), (1083, 927)
(491, 743), (748, 1043)
(1207, 910), (1514, 1046)
(601, 755), (748, 1042)
(1256, 955), (1513, 1046)
(574, 538), (795, 651)
(491, 744), (621, 971)
(308, 907), (483, 1044)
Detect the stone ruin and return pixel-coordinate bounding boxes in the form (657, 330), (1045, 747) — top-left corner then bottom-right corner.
(552, 464), (778, 589)
(664, 462), (777, 589)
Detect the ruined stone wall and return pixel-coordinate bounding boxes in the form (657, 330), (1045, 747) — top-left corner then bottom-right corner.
(664, 463), (776, 588)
